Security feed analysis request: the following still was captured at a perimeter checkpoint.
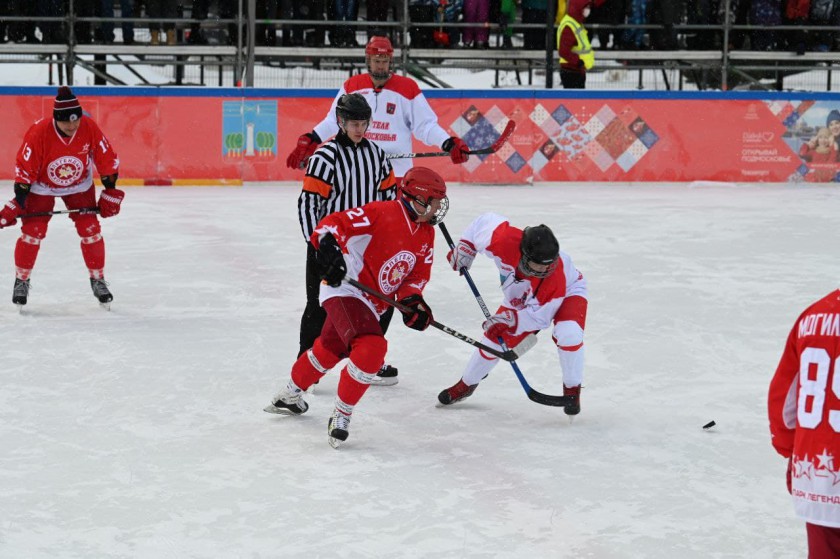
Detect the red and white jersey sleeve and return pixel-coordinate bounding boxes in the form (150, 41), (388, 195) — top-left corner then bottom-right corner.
(313, 74), (450, 178)
(768, 289), (840, 528)
(15, 117), (119, 197)
(461, 212), (586, 336)
(311, 200), (435, 316)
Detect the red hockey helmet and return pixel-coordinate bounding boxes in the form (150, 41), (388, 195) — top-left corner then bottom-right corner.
(365, 35), (394, 57)
(399, 167), (449, 225)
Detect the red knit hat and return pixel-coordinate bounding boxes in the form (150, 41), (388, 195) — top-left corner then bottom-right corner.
(54, 86), (82, 122)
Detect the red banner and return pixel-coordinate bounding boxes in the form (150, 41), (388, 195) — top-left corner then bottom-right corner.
(1, 91), (838, 184)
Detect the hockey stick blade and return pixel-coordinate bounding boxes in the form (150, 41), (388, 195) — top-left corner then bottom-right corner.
(527, 389), (574, 407)
(344, 278), (520, 361)
(387, 120), (517, 160)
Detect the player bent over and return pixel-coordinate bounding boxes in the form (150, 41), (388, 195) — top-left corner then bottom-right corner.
(439, 214), (588, 417)
(0, 86), (125, 309)
(265, 167), (449, 448)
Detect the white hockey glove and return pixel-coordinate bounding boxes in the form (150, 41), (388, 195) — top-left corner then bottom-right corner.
(482, 309), (518, 340)
(446, 239), (477, 274)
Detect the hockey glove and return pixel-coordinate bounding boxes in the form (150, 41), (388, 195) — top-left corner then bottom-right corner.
(442, 136), (469, 164)
(0, 199), (21, 228)
(482, 309), (518, 340)
(399, 294), (433, 331)
(98, 188), (125, 218)
(286, 132), (320, 170)
(317, 233), (347, 287)
(446, 239), (477, 274)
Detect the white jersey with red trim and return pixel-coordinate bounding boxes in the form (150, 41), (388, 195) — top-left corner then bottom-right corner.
(311, 199), (435, 317)
(461, 213), (586, 336)
(15, 116), (119, 197)
(768, 289), (840, 528)
(312, 73), (451, 178)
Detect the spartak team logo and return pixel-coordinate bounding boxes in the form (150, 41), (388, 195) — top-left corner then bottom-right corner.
(47, 156), (85, 186)
(378, 251), (416, 294)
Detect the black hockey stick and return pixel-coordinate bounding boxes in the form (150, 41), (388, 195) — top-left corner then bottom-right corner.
(439, 223), (573, 407)
(20, 207), (100, 218)
(387, 120), (516, 160)
(344, 277), (522, 362)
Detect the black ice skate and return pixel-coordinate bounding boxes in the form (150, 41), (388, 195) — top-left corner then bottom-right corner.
(263, 385), (309, 415)
(328, 409), (351, 449)
(563, 385), (581, 416)
(90, 278), (113, 309)
(13, 278), (30, 309)
(370, 363), (398, 386)
(437, 379), (478, 405)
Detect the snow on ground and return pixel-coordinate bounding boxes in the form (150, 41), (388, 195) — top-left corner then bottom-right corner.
(0, 181), (835, 558)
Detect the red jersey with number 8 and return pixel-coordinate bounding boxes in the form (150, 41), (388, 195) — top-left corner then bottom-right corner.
(769, 289), (840, 527)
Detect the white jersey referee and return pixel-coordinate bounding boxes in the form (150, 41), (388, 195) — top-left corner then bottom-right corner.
(296, 92), (400, 385)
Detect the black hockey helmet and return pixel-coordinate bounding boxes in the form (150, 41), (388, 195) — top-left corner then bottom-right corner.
(336, 93), (372, 125)
(518, 224), (559, 278)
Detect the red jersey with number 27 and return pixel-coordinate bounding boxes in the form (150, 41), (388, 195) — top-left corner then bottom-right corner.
(15, 117), (119, 197)
(768, 289), (840, 528)
(311, 199), (435, 317)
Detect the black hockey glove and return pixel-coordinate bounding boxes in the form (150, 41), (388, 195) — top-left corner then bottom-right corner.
(316, 233), (347, 287)
(399, 294), (433, 331)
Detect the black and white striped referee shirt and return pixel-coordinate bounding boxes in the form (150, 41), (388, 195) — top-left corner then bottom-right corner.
(298, 132), (397, 243)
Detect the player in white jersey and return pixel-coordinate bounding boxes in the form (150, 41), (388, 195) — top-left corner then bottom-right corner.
(769, 289), (840, 558)
(285, 35), (470, 179)
(439, 214), (588, 417)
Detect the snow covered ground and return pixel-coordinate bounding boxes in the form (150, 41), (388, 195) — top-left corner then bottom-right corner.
(0, 181), (835, 558)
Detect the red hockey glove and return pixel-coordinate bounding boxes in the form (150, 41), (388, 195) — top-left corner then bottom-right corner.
(483, 309), (518, 340)
(446, 239), (477, 274)
(399, 294), (433, 331)
(98, 188), (125, 218)
(286, 132), (320, 170)
(0, 199), (21, 228)
(316, 233), (347, 287)
(442, 136), (469, 164)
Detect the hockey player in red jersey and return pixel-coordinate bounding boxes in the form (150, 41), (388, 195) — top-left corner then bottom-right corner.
(265, 166), (448, 448)
(285, 35), (470, 178)
(0, 86), (124, 309)
(769, 290), (840, 558)
(438, 214), (588, 416)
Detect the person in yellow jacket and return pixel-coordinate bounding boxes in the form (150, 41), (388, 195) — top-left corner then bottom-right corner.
(556, 0), (594, 89)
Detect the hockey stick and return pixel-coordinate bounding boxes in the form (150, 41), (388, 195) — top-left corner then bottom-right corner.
(20, 207), (100, 218)
(344, 277), (522, 362)
(439, 223), (572, 408)
(387, 120), (516, 160)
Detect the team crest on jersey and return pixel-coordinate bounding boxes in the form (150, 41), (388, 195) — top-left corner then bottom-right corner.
(47, 156), (84, 186)
(386, 103), (396, 114)
(378, 251), (416, 294)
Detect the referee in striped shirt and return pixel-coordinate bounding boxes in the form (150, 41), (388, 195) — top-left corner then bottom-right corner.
(297, 93), (400, 385)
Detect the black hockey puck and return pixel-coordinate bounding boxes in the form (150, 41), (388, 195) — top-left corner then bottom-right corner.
(702, 420), (716, 430)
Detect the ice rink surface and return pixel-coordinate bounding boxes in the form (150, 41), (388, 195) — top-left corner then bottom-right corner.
(1, 181), (838, 558)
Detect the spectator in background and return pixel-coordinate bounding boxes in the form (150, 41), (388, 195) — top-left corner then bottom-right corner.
(521, 0), (548, 49)
(328, 0), (359, 46)
(147, 0), (177, 45)
(649, 0), (681, 49)
(784, 0), (810, 54)
(463, 0), (490, 48)
(588, 0), (625, 49)
(279, 0), (303, 46)
(366, 0), (404, 45)
(499, 0), (518, 48)
(750, 0), (782, 51)
(810, 0), (838, 52)
(717, 0), (749, 49)
(37, 0), (63, 44)
(622, 0), (648, 48)
(8, 0), (40, 43)
(256, 0), (278, 46)
(97, 0), (135, 44)
(438, 0), (464, 47)
(686, 0), (715, 49)
(557, 0), (594, 89)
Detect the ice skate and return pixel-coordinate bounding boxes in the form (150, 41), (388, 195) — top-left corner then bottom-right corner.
(90, 278), (113, 310)
(437, 379), (478, 405)
(328, 408), (351, 449)
(263, 383), (309, 415)
(13, 278), (29, 311)
(369, 363), (398, 386)
(564, 385), (581, 419)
